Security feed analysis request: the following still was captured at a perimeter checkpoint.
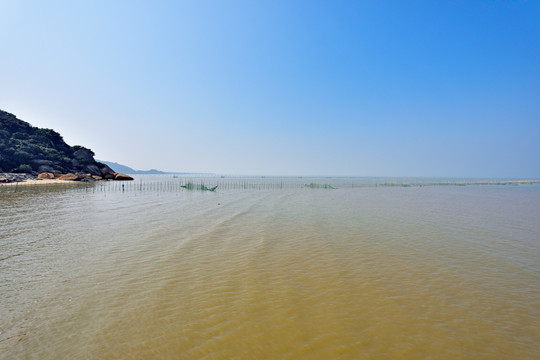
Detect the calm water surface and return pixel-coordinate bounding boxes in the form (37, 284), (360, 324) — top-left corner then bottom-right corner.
(1, 177), (539, 359)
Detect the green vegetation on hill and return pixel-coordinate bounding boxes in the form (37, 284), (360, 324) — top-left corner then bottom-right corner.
(0, 109), (95, 173)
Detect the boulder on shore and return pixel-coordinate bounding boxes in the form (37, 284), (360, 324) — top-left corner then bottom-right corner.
(38, 172), (55, 179)
(114, 173), (134, 181)
(59, 173), (79, 181)
(0, 173), (37, 183)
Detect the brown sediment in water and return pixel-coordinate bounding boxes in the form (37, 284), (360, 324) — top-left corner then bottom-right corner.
(1, 183), (539, 359)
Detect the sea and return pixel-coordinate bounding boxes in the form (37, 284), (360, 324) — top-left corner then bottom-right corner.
(1, 175), (539, 359)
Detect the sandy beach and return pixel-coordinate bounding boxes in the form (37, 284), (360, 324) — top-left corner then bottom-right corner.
(0, 178), (83, 186)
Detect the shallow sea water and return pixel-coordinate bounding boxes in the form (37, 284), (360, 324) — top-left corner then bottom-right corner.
(1, 176), (539, 359)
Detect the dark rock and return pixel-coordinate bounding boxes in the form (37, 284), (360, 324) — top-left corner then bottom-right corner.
(96, 162), (116, 177)
(37, 165), (55, 173)
(73, 148), (95, 162)
(83, 164), (102, 177)
(80, 178), (94, 182)
(0, 172), (37, 183)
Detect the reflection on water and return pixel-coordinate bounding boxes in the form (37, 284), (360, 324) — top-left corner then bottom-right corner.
(1, 177), (540, 359)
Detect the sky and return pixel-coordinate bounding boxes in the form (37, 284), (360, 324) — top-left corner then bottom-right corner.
(1, 0), (539, 177)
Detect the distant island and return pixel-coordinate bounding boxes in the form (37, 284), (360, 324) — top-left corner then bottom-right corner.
(97, 160), (212, 176)
(0, 109), (132, 183)
(97, 160), (182, 175)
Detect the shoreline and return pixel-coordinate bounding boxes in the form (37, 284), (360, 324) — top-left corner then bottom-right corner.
(0, 171), (134, 186)
(2, 174), (540, 189)
(0, 178), (85, 186)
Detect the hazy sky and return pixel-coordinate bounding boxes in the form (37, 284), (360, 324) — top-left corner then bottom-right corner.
(1, 0), (539, 177)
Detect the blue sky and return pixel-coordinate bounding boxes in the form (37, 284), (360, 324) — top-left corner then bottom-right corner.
(1, 0), (539, 177)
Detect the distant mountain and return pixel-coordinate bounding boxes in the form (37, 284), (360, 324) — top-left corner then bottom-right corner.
(97, 161), (138, 174)
(98, 160), (176, 175)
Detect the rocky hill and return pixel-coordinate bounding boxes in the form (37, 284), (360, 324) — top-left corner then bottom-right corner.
(0, 109), (132, 182)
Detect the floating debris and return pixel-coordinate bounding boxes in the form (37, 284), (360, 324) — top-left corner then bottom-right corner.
(180, 182), (218, 191)
(306, 183), (335, 189)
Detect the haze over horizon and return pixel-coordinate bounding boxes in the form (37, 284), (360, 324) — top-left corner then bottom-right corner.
(1, 1), (539, 177)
